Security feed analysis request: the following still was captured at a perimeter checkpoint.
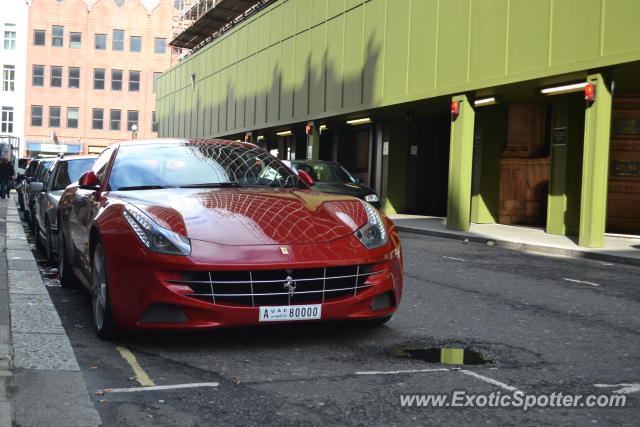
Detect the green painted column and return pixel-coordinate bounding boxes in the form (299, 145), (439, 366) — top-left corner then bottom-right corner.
(307, 122), (320, 160)
(578, 72), (613, 248)
(447, 94), (475, 231)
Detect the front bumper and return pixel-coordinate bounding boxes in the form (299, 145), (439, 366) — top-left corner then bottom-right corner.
(101, 230), (403, 331)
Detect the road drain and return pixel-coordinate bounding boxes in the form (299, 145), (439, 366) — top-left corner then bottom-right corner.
(391, 347), (492, 365)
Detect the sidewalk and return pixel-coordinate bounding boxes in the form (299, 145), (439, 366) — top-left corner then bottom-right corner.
(1, 197), (101, 426)
(389, 214), (640, 266)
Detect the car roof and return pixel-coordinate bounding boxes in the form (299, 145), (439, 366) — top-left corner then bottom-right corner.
(288, 160), (340, 165)
(55, 154), (99, 162)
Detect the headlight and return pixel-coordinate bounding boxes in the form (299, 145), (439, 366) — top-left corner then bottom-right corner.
(364, 194), (379, 203)
(355, 201), (388, 249)
(122, 205), (191, 256)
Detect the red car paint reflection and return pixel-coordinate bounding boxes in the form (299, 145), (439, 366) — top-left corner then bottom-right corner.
(57, 139), (403, 339)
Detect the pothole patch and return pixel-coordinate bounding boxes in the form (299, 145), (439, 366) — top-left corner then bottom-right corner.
(391, 346), (493, 365)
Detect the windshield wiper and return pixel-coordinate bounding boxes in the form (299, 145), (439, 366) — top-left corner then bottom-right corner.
(117, 185), (174, 191)
(179, 182), (242, 188)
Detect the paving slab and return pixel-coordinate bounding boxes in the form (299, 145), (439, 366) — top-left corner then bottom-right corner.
(8, 270), (47, 295)
(12, 333), (79, 371)
(10, 295), (65, 334)
(7, 259), (38, 271)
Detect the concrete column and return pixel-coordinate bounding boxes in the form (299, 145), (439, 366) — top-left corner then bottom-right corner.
(579, 72), (613, 248)
(306, 122), (320, 160)
(447, 94), (475, 231)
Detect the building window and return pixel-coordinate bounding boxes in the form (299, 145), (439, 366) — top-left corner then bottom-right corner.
(128, 70), (140, 92)
(111, 69), (122, 91)
(52, 25), (64, 47)
(67, 107), (79, 128)
(130, 36), (141, 52)
(154, 38), (166, 54)
(110, 109), (121, 131)
(113, 30), (124, 51)
(127, 110), (138, 131)
(49, 106), (61, 128)
(70, 32), (81, 48)
(34, 30), (45, 46)
(171, 47), (182, 56)
(153, 72), (161, 93)
(92, 108), (104, 130)
(93, 68), (105, 90)
(95, 33), (106, 50)
(69, 67), (80, 88)
(31, 105), (43, 127)
(151, 111), (158, 133)
(3, 32), (16, 50)
(32, 65), (45, 86)
(50, 66), (63, 87)
(1, 107), (13, 133)
(2, 65), (15, 91)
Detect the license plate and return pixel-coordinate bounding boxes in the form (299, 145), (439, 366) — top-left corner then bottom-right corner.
(259, 304), (322, 322)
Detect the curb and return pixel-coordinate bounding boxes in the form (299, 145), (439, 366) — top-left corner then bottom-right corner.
(4, 198), (101, 426)
(396, 226), (640, 267)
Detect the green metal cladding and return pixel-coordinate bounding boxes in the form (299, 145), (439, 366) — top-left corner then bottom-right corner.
(157, 0), (640, 138)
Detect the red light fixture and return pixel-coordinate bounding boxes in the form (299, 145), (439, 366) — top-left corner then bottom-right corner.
(244, 134), (250, 142)
(584, 83), (596, 102)
(451, 100), (460, 118)
(305, 124), (312, 135)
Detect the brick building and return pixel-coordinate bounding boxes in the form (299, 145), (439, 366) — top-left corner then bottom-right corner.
(24, 0), (175, 156)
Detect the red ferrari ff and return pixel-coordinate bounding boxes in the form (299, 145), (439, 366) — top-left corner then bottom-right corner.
(57, 139), (403, 339)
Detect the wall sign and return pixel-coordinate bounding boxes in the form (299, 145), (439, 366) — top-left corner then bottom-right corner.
(612, 160), (640, 176)
(612, 119), (640, 136)
(552, 127), (567, 146)
(410, 145), (418, 155)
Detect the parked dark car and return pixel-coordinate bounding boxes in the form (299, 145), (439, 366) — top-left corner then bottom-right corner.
(283, 160), (381, 208)
(17, 159), (40, 211)
(25, 159), (54, 233)
(30, 155), (98, 262)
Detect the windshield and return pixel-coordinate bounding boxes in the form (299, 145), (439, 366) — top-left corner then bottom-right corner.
(294, 162), (357, 184)
(51, 158), (97, 190)
(108, 142), (302, 191)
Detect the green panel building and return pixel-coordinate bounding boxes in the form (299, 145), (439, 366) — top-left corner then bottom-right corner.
(159, 0), (640, 247)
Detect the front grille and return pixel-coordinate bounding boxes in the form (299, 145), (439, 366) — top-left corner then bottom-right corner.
(167, 264), (383, 307)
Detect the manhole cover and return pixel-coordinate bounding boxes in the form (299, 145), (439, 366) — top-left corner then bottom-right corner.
(391, 347), (492, 365)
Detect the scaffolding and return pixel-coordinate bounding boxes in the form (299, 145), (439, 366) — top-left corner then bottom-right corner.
(170, 0), (276, 55)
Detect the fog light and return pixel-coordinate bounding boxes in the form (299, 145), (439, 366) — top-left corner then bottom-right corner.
(371, 292), (393, 311)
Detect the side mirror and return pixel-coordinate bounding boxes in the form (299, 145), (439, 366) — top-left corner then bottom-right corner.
(26, 177), (33, 183)
(298, 170), (315, 185)
(29, 182), (44, 192)
(78, 171), (100, 191)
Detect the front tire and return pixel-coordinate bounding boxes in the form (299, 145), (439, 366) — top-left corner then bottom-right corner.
(91, 242), (119, 340)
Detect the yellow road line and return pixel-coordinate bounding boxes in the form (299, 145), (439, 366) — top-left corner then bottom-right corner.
(116, 346), (155, 387)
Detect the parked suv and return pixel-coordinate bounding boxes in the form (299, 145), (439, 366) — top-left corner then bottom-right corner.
(24, 159), (53, 229)
(17, 159), (40, 211)
(30, 154), (97, 262)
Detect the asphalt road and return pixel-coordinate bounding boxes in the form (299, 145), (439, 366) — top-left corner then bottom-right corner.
(40, 232), (639, 426)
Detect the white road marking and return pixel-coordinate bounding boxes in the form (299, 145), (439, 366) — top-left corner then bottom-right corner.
(356, 368), (450, 375)
(459, 370), (520, 392)
(105, 382), (220, 393)
(443, 256), (466, 262)
(562, 278), (601, 287)
(594, 383), (640, 394)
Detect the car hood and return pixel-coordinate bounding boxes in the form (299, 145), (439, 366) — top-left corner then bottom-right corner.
(111, 188), (369, 246)
(311, 182), (376, 198)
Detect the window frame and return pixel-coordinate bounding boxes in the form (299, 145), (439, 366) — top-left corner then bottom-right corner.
(127, 110), (139, 131)
(112, 29), (124, 51)
(95, 33), (106, 50)
(50, 66), (63, 88)
(129, 36), (142, 52)
(31, 105), (43, 127)
(49, 106), (61, 128)
(32, 65), (45, 86)
(3, 30), (16, 50)
(34, 30), (46, 46)
(1, 106), (13, 133)
(68, 67), (80, 88)
(92, 108), (104, 130)
(2, 65), (15, 91)
(128, 70), (140, 92)
(111, 69), (123, 91)
(151, 111), (158, 133)
(154, 38), (166, 54)
(51, 25), (64, 47)
(69, 32), (81, 48)
(67, 107), (79, 129)
(110, 109), (121, 131)
(93, 68), (105, 90)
